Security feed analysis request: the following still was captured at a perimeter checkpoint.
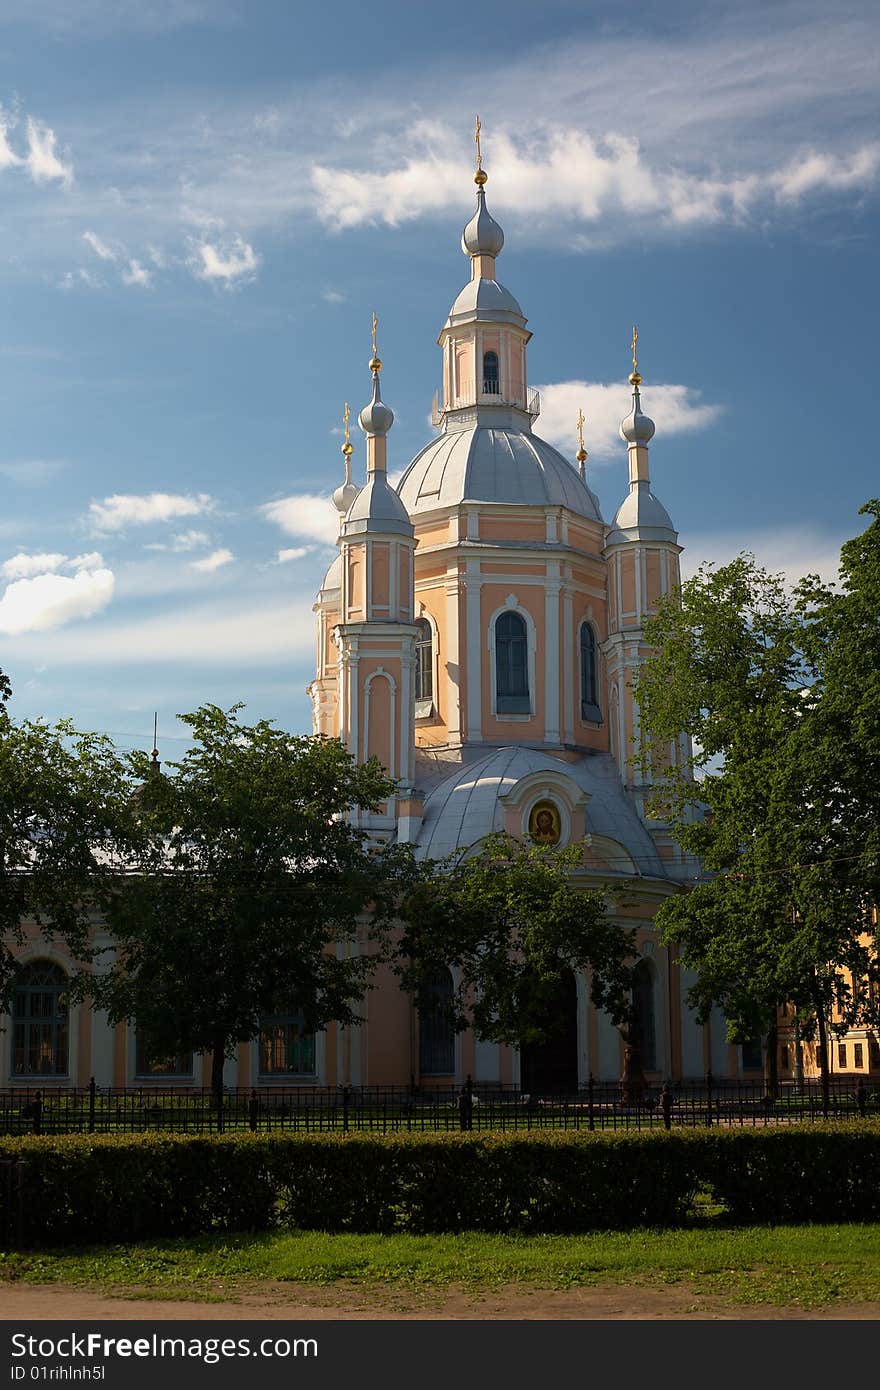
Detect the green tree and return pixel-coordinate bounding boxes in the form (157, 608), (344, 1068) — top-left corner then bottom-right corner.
(92, 704), (403, 1105)
(394, 833), (636, 1048)
(634, 522), (879, 1105)
(0, 702), (133, 1009)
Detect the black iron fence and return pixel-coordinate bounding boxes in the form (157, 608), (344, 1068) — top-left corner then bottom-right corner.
(1, 1074), (877, 1137)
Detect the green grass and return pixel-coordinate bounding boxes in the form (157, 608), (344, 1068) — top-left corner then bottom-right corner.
(2, 1225), (880, 1309)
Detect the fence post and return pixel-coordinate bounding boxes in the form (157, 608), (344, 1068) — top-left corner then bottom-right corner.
(856, 1079), (867, 1119)
(661, 1081), (672, 1131)
(217, 1087), (224, 1135)
(705, 1070), (713, 1128)
(88, 1077), (96, 1134)
(32, 1091), (42, 1137)
(248, 1089), (259, 1132)
(342, 1084), (351, 1134)
(588, 1072), (595, 1132)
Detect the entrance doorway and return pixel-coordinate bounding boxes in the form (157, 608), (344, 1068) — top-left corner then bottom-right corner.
(519, 969), (579, 1093)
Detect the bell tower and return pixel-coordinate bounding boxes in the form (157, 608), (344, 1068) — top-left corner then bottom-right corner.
(333, 318), (419, 836)
(603, 329), (690, 817)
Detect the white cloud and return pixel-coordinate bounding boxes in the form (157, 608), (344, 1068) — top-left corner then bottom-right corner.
(536, 380), (724, 462)
(144, 529), (212, 553)
(0, 566), (114, 636)
(276, 546), (310, 564)
(190, 547), (234, 572)
(0, 108), (72, 186)
(58, 269), (102, 291)
(82, 230), (116, 261)
(89, 492), (213, 532)
(321, 289), (346, 303)
(1, 552), (67, 580)
(683, 525), (845, 589)
(69, 551), (104, 571)
(261, 494), (338, 547)
(24, 117), (73, 187)
(312, 126), (880, 235)
(187, 236), (260, 285)
(121, 258), (152, 287)
(4, 596), (316, 665)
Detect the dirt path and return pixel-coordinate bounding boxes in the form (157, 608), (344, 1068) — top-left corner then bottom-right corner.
(2, 1281), (879, 1320)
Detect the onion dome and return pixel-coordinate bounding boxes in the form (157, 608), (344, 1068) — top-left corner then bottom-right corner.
(462, 188), (505, 258)
(619, 385), (656, 445)
(332, 401), (360, 515)
(358, 372), (394, 437)
(619, 326), (655, 444)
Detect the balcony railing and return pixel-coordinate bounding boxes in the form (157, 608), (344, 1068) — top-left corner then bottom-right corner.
(431, 387), (541, 428)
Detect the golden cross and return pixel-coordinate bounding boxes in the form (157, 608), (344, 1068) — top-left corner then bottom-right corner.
(631, 324), (639, 375)
(371, 311), (378, 359)
(475, 114), (482, 172)
(343, 401), (351, 447)
(576, 408), (585, 452)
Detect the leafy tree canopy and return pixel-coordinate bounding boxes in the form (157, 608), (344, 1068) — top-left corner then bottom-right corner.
(92, 704), (404, 1097)
(634, 505), (880, 1088)
(394, 833), (636, 1045)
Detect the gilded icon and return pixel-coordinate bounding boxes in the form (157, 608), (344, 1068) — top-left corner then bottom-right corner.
(528, 800), (561, 845)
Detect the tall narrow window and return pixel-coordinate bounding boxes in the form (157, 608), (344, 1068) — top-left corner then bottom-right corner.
(419, 968), (455, 1075)
(495, 610), (529, 714)
(482, 350), (500, 395)
(414, 617), (433, 711)
(579, 623), (601, 722)
(12, 962), (69, 1076)
(632, 959), (657, 1072)
(259, 1008), (316, 1076)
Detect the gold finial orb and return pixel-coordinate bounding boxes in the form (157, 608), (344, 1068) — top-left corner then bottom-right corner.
(342, 440), (354, 458)
(370, 312), (382, 373)
(629, 324), (642, 386)
(576, 407), (588, 464)
(474, 114), (487, 186)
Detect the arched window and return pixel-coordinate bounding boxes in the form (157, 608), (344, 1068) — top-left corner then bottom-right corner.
(632, 959), (657, 1072)
(259, 1008), (316, 1076)
(414, 617), (433, 708)
(482, 350), (500, 395)
(579, 622), (601, 722)
(495, 610), (529, 714)
(12, 961), (69, 1076)
(419, 968), (455, 1075)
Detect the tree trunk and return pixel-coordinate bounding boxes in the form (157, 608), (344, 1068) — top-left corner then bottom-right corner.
(793, 1011), (804, 1090)
(211, 1041), (226, 1113)
(765, 1015), (779, 1100)
(815, 1004), (831, 1118)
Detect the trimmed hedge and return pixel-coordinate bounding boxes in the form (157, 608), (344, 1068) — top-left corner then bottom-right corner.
(1, 1123), (879, 1247)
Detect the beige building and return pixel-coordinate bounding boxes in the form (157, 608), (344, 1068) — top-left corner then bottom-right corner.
(3, 149), (776, 1095)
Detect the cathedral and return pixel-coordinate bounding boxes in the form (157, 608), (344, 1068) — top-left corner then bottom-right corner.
(303, 136), (751, 1092)
(1, 135), (760, 1095)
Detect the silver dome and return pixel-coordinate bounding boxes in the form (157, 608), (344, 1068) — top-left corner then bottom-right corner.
(397, 423), (602, 520)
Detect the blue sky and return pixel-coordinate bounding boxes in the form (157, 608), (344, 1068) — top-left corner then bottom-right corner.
(0, 0), (877, 758)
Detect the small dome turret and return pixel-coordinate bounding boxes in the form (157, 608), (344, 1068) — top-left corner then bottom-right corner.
(358, 373), (394, 437)
(332, 401), (360, 515)
(462, 188), (505, 258)
(619, 386), (656, 445)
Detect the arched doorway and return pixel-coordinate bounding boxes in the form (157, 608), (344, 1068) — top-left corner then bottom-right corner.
(632, 959), (658, 1071)
(519, 969), (579, 1094)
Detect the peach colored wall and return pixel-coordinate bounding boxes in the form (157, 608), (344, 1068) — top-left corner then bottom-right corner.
(415, 522), (449, 548)
(367, 963), (415, 1084)
(646, 550), (662, 609)
(480, 519), (545, 543)
(370, 544), (389, 611)
(347, 550), (364, 618)
(455, 341), (473, 398)
(621, 554), (636, 619)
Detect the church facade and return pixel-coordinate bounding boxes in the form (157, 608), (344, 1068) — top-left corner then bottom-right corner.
(2, 147), (766, 1095)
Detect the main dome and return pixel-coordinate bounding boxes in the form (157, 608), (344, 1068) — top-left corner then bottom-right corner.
(396, 424), (602, 520)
